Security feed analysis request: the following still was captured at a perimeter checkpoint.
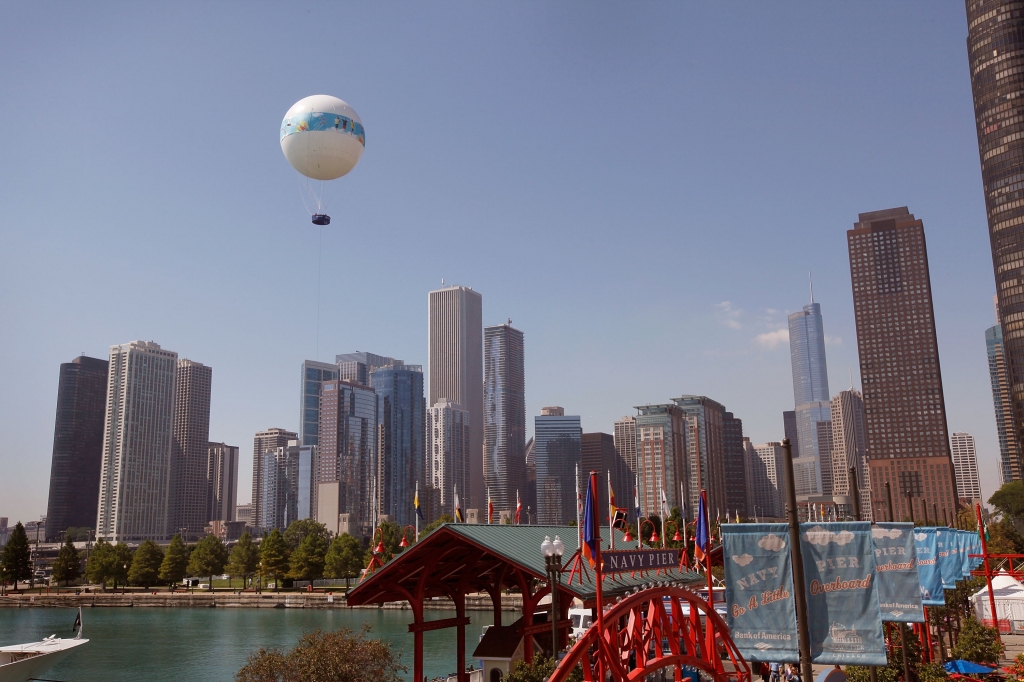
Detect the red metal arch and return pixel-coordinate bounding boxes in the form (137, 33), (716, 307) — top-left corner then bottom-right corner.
(549, 586), (751, 682)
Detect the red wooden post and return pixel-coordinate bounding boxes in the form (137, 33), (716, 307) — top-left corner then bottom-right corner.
(455, 590), (467, 682)
(976, 503), (1001, 641)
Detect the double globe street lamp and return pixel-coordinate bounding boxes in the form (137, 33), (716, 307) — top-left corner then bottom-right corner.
(541, 535), (565, 658)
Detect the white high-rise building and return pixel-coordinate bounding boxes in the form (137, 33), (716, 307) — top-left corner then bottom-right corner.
(613, 416), (638, 474)
(426, 400), (470, 518)
(745, 440), (785, 518)
(428, 285), (483, 508)
(96, 341), (178, 541)
(951, 432), (982, 502)
(830, 389), (871, 519)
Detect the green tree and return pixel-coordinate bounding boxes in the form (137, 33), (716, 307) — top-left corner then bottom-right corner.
(289, 532), (329, 581)
(64, 527), (93, 542)
(0, 522), (33, 592)
(259, 529), (290, 591)
(505, 655), (584, 682)
(51, 537), (82, 586)
(159, 534), (189, 586)
(236, 626), (406, 682)
(918, 662), (950, 682)
(188, 535), (228, 589)
(283, 519), (331, 551)
(85, 539), (114, 589)
(129, 540), (164, 588)
(990, 480), (1024, 520)
(421, 514), (453, 536)
(951, 616), (1004, 665)
(109, 543), (133, 589)
(226, 532), (260, 588)
(324, 534), (364, 588)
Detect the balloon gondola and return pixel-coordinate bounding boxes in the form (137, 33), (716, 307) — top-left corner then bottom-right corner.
(311, 214), (331, 226)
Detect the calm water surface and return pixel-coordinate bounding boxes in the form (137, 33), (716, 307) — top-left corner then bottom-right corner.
(0, 606), (487, 681)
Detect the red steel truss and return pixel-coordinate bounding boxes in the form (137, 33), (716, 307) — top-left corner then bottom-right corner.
(549, 585), (751, 682)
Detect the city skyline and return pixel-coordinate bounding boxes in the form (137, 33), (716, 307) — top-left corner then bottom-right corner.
(0, 4), (1007, 522)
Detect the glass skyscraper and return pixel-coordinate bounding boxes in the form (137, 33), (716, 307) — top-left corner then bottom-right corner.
(371, 364), (425, 527)
(318, 379), (380, 529)
(987, 324), (1021, 484)
(483, 322), (526, 515)
(788, 302), (832, 495)
(534, 407), (581, 525)
(300, 360), (339, 447)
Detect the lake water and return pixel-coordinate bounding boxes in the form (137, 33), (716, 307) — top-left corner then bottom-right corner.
(0, 607), (488, 681)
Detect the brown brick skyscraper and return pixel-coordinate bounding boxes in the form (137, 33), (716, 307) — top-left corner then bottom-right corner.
(967, 0), (1024, 481)
(848, 208), (958, 522)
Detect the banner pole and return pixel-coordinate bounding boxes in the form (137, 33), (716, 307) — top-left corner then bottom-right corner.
(782, 438), (813, 682)
(977, 502), (1001, 644)
(885, 482), (895, 523)
(607, 470), (614, 550)
(850, 469), (878, 682)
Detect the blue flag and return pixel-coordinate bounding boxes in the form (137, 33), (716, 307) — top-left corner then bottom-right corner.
(871, 523), (924, 622)
(937, 528), (959, 590)
(914, 527), (944, 606)
(800, 522), (887, 666)
(582, 472), (599, 567)
(722, 523), (799, 662)
(694, 490), (710, 563)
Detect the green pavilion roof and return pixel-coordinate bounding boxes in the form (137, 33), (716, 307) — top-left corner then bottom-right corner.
(347, 523), (702, 606)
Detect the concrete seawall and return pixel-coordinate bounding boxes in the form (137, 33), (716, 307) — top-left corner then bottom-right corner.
(0, 592), (525, 611)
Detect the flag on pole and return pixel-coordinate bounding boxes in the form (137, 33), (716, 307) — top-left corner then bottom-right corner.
(660, 487), (670, 520)
(454, 487), (464, 523)
(487, 488), (493, 524)
(735, 510), (740, 524)
(515, 490), (522, 524)
(634, 475), (641, 520)
(414, 486), (425, 521)
(582, 471), (600, 567)
(694, 490), (710, 564)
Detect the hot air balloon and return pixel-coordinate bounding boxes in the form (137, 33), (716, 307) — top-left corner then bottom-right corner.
(280, 95), (365, 225)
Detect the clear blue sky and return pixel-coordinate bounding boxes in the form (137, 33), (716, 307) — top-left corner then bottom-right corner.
(0, 3), (997, 523)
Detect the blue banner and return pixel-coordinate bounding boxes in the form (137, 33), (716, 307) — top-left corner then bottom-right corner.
(871, 523), (924, 622)
(958, 531), (971, 579)
(937, 528), (959, 590)
(722, 523), (800, 662)
(913, 527), (944, 606)
(800, 522), (887, 665)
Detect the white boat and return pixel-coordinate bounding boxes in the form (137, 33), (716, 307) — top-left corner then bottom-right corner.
(0, 608), (89, 682)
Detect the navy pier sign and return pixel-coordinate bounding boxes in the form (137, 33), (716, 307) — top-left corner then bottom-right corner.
(602, 549), (680, 574)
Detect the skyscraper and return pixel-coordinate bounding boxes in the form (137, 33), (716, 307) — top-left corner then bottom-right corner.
(96, 341), (178, 542)
(170, 359), (213, 538)
(426, 400), (470, 519)
(260, 440), (314, 532)
(848, 208), (958, 521)
(580, 432), (631, 523)
(967, 2), (1024, 466)
(788, 302), (832, 496)
(951, 432), (982, 503)
(45, 356), (109, 541)
(633, 404), (689, 521)
(534, 407), (581, 525)
(613, 416), (638, 474)
(722, 412), (748, 518)
(317, 379), (379, 531)
(483, 322), (526, 515)
(830, 389), (871, 519)
(335, 351), (402, 387)
(206, 442), (238, 523)
(746, 440), (785, 518)
(252, 427), (297, 534)
(371, 364), (425, 527)
(428, 285), (483, 508)
(300, 360), (339, 447)
(672, 396), (726, 518)
(987, 324), (1021, 484)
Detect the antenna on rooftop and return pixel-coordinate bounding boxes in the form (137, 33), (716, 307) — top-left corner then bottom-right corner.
(809, 271), (814, 305)
(849, 368), (854, 391)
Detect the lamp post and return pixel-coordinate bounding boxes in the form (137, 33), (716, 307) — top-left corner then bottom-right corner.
(541, 535), (565, 658)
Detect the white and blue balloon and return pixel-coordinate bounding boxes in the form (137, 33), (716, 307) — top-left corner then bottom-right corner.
(280, 94), (365, 225)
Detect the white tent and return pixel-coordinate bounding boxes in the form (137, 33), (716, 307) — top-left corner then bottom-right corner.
(971, 571), (1024, 623)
